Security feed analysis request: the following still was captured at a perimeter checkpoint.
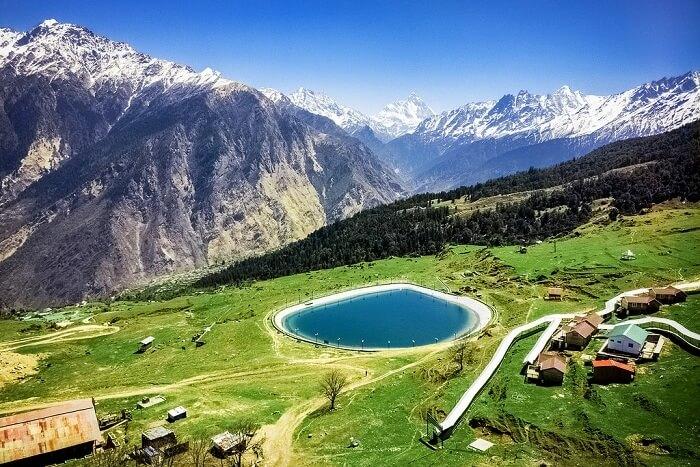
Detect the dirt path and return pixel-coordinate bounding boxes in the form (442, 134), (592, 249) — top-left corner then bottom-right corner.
(257, 346), (445, 467)
(0, 324), (119, 351)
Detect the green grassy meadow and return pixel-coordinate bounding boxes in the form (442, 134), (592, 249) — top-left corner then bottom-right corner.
(1, 202), (699, 465)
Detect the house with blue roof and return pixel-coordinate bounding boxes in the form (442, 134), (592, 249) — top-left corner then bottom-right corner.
(607, 323), (649, 356)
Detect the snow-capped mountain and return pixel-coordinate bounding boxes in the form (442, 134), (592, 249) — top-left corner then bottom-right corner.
(373, 93), (435, 140)
(286, 88), (433, 141)
(390, 71), (700, 191)
(0, 19), (403, 307)
(416, 73), (699, 144)
(0, 19), (230, 97)
(289, 88), (372, 134)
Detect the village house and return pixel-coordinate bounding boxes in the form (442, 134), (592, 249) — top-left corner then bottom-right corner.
(606, 323), (649, 356)
(142, 426), (176, 449)
(552, 312), (604, 350)
(649, 286), (687, 304)
(547, 287), (563, 300)
(211, 431), (246, 458)
(593, 359), (636, 384)
(0, 399), (102, 466)
(619, 295), (661, 316)
(537, 352), (567, 385)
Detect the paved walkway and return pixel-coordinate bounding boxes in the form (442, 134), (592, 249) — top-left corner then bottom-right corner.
(437, 280), (700, 437)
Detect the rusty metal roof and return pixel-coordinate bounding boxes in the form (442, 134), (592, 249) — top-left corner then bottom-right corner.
(0, 399), (101, 464)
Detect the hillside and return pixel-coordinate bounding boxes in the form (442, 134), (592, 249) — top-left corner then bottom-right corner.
(0, 20), (403, 309)
(198, 121), (700, 289)
(1, 202), (698, 466)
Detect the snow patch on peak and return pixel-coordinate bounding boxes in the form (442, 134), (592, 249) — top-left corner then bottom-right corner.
(372, 93), (435, 140)
(40, 18), (59, 27)
(2, 19), (232, 97)
(289, 88), (371, 132)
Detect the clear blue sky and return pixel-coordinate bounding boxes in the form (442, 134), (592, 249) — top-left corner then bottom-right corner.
(2, 0), (699, 113)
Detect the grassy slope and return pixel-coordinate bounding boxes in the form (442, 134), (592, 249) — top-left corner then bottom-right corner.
(0, 202), (698, 465)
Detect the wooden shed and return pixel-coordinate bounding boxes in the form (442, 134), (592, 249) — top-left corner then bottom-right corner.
(142, 426), (176, 449)
(547, 287), (563, 300)
(537, 352), (567, 385)
(564, 312), (604, 349)
(592, 359), (635, 384)
(0, 399), (102, 465)
(649, 286), (687, 304)
(211, 431), (246, 457)
(619, 295), (661, 315)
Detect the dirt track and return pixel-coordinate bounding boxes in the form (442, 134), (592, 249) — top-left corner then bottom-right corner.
(0, 324), (119, 351)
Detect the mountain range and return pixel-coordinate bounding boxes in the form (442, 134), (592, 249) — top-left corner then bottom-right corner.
(0, 19), (403, 307)
(0, 18), (698, 308)
(286, 73), (700, 192)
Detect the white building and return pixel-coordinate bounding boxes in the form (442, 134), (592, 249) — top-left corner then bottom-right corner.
(607, 323), (648, 356)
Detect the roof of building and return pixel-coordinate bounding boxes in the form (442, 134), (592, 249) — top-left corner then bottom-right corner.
(167, 406), (186, 417)
(548, 287), (563, 295)
(609, 323), (649, 344)
(650, 286), (684, 295)
(580, 312), (604, 328)
(0, 399), (101, 464)
(593, 359), (635, 373)
(622, 295), (656, 304)
(538, 352), (567, 373)
(140, 336), (155, 345)
(569, 320), (596, 339)
(142, 426), (174, 441)
(211, 431), (245, 452)
(469, 438), (494, 452)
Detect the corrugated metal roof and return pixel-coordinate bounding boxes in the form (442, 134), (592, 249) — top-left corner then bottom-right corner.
(0, 399), (101, 464)
(610, 323), (648, 344)
(593, 359), (635, 373)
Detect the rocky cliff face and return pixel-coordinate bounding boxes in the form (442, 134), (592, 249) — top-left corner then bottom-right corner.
(0, 21), (403, 308)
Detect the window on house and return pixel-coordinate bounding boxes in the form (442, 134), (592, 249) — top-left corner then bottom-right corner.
(628, 343), (633, 348)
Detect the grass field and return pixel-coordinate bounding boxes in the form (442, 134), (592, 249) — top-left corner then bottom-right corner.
(0, 202), (699, 466)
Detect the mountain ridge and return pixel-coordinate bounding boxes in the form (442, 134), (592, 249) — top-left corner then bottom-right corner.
(0, 19), (404, 308)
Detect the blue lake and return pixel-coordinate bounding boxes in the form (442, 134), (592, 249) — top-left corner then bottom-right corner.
(281, 288), (478, 350)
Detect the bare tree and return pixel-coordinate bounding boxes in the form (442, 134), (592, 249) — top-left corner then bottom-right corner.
(452, 341), (467, 373)
(225, 420), (263, 467)
(83, 447), (135, 467)
(452, 341), (476, 373)
(185, 436), (212, 467)
(320, 369), (348, 410)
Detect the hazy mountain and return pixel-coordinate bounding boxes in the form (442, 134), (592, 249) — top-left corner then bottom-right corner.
(0, 20), (404, 307)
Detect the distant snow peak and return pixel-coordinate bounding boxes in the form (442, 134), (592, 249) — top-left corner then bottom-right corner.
(289, 87), (371, 132)
(286, 88), (435, 141)
(414, 72), (700, 146)
(372, 93), (435, 140)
